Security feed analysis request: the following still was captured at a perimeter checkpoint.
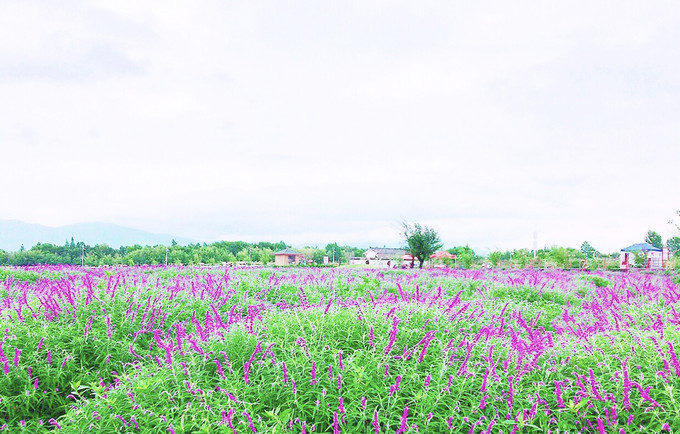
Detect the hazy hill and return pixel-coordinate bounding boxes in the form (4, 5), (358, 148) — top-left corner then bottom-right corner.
(0, 220), (197, 252)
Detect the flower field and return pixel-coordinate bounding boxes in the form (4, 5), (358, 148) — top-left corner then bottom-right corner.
(0, 266), (679, 433)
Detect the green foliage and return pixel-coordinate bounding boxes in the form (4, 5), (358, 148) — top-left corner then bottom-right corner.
(580, 241), (597, 258)
(511, 249), (531, 268)
(550, 246), (570, 269)
(488, 251), (502, 267)
(667, 236), (680, 257)
(586, 257), (603, 270)
(402, 222), (442, 269)
(645, 230), (663, 249)
(588, 275), (611, 288)
(634, 251), (647, 268)
(447, 246), (476, 269)
(324, 243), (345, 264)
(1, 240), (294, 266)
(457, 251), (474, 269)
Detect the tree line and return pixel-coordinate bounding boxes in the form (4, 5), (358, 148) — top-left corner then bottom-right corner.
(0, 239), (288, 266)
(0, 239), (369, 267)
(2, 226), (678, 269)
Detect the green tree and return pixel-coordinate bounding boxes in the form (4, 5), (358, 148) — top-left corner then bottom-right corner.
(458, 251), (474, 269)
(447, 246), (477, 269)
(236, 249), (250, 263)
(488, 251), (502, 268)
(667, 236), (680, 257)
(580, 241), (596, 258)
(511, 249), (531, 268)
(402, 223), (442, 269)
(259, 248), (274, 264)
(324, 243), (344, 264)
(550, 246), (570, 269)
(645, 230), (663, 249)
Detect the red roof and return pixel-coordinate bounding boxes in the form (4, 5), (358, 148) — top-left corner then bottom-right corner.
(430, 251), (455, 259)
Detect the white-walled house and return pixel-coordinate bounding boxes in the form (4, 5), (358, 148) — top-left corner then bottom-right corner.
(619, 243), (667, 270)
(346, 247), (427, 268)
(349, 247), (408, 268)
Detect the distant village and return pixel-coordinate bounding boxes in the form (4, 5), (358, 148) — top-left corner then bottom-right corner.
(275, 242), (674, 271)
(1, 231), (677, 271)
(274, 247), (443, 268)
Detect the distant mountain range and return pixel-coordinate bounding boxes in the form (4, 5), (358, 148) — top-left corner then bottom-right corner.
(0, 220), (198, 252)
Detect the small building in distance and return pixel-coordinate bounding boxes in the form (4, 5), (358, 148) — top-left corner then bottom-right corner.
(349, 247), (417, 268)
(274, 248), (305, 266)
(365, 247), (406, 261)
(619, 243), (668, 270)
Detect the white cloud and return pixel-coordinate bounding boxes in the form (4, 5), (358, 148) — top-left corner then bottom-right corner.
(1, 1), (679, 254)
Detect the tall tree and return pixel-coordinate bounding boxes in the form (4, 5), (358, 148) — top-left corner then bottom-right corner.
(580, 241), (596, 258)
(667, 236), (680, 256)
(325, 243), (344, 263)
(402, 223), (442, 269)
(645, 230), (663, 249)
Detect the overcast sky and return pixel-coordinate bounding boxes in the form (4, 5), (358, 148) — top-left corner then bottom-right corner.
(1, 1), (679, 254)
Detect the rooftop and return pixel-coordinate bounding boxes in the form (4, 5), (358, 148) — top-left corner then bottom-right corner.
(620, 242), (662, 252)
(274, 248), (303, 255)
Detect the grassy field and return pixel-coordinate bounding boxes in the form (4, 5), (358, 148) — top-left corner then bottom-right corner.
(0, 265), (678, 432)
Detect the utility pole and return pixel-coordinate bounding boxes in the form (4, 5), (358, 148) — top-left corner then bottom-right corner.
(165, 247), (168, 266)
(81, 245), (85, 267)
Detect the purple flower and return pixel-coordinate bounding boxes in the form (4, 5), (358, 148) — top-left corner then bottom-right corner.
(396, 406), (409, 434)
(13, 348), (21, 368)
(333, 411), (340, 434)
(243, 411), (257, 433)
(310, 361), (317, 385)
(389, 375), (402, 396)
(243, 341), (262, 384)
(226, 408), (236, 433)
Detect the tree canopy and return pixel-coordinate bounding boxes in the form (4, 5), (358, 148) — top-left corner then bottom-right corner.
(645, 230), (663, 249)
(402, 222), (442, 269)
(580, 241), (597, 258)
(667, 236), (680, 256)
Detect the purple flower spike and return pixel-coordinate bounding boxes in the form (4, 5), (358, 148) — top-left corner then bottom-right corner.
(396, 406), (408, 434)
(13, 348), (21, 368)
(333, 411), (340, 434)
(226, 408), (236, 434)
(242, 411), (256, 433)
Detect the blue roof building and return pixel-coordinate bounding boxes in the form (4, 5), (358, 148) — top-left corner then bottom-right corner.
(620, 242), (665, 269)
